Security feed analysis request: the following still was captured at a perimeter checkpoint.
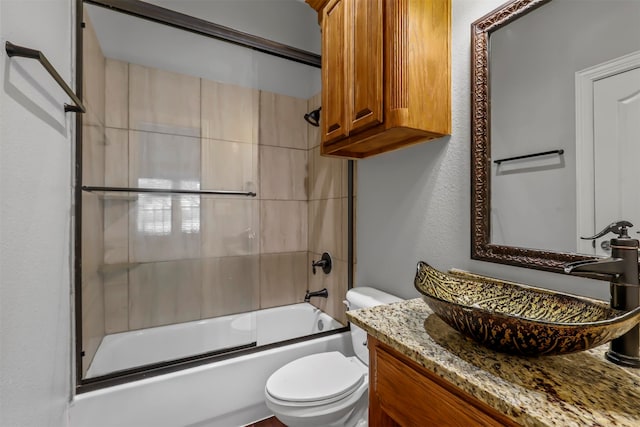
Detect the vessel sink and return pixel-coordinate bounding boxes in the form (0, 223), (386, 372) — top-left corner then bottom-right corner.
(414, 261), (640, 356)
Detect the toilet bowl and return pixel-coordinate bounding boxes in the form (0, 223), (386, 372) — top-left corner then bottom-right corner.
(264, 287), (401, 427)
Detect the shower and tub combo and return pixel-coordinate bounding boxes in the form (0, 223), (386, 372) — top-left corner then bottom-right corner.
(73, 1), (355, 426)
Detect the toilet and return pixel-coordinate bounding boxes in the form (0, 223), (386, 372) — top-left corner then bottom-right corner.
(264, 287), (402, 427)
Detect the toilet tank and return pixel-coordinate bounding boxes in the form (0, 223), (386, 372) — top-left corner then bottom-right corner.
(346, 287), (402, 365)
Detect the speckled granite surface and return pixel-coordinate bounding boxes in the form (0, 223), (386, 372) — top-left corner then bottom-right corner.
(347, 298), (640, 427)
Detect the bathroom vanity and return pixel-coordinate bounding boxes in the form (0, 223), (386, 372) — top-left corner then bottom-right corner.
(368, 337), (517, 426)
(347, 299), (640, 426)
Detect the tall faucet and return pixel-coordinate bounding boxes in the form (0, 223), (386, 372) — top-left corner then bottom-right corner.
(564, 220), (640, 368)
(304, 288), (328, 303)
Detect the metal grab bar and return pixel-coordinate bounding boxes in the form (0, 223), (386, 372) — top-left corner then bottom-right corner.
(82, 186), (257, 197)
(5, 41), (86, 113)
(493, 149), (564, 165)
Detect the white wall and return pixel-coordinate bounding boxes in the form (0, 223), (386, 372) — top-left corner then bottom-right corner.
(0, 1), (73, 426)
(357, 0), (609, 302)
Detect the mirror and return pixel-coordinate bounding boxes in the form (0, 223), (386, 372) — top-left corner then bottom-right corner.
(471, 0), (640, 272)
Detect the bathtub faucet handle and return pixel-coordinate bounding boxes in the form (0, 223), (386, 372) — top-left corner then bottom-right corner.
(311, 252), (332, 275)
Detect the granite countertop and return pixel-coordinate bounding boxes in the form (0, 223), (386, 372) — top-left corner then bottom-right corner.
(347, 298), (640, 427)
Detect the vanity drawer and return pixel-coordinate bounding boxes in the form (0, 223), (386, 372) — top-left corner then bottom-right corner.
(370, 338), (517, 427)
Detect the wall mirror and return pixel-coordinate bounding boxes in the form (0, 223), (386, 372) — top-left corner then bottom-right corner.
(76, 0), (354, 392)
(471, 0), (640, 272)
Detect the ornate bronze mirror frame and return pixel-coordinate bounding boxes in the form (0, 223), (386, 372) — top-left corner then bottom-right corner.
(470, 0), (594, 273)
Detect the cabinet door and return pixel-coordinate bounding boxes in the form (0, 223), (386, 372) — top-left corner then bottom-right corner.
(369, 338), (518, 427)
(322, 0), (349, 143)
(349, 0), (383, 134)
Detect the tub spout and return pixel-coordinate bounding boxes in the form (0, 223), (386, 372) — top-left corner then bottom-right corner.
(304, 288), (328, 303)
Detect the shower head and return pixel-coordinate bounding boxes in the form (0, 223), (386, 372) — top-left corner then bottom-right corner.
(304, 107), (321, 127)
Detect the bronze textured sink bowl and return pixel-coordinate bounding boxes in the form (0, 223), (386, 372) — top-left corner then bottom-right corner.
(414, 261), (640, 356)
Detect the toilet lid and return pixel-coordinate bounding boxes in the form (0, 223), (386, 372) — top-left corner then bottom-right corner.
(266, 352), (365, 403)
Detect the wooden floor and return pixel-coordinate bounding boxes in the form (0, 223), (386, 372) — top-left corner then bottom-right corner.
(248, 416), (286, 427)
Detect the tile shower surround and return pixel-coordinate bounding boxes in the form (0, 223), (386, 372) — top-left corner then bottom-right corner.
(81, 10), (106, 375)
(81, 13), (350, 375)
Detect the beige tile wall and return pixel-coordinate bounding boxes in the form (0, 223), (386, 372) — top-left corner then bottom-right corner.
(105, 59), (128, 129)
(259, 92), (308, 150)
(258, 90), (310, 309)
(259, 252), (308, 308)
(201, 80), (258, 143)
(201, 255), (259, 318)
(306, 92), (351, 326)
(82, 14), (104, 130)
(102, 71), (130, 335)
(260, 200), (308, 254)
(259, 146), (307, 200)
(94, 63), (350, 339)
(103, 269), (128, 334)
(128, 64), (200, 136)
(81, 193), (105, 374)
(202, 139), (257, 192)
(128, 259), (202, 329)
(307, 254), (348, 325)
(127, 130), (202, 263)
(81, 13), (106, 375)
(101, 62), (264, 333)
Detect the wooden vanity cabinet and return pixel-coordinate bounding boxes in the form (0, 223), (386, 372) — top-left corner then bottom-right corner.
(307, 0), (451, 159)
(368, 337), (519, 427)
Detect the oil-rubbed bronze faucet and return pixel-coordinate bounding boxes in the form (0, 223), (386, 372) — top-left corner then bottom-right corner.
(311, 252), (332, 275)
(564, 221), (640, 367)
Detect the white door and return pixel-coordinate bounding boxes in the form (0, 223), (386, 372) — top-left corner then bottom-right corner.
(593, 67), (640, 256)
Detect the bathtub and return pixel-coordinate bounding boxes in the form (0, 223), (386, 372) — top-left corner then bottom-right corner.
(87, 303), (343, 378)
(71, 303), (353, 427)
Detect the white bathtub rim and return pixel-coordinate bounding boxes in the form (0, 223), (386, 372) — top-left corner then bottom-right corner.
(86, 302), (342, 379)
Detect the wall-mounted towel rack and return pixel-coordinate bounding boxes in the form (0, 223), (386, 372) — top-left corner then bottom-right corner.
(5, 41), (86, 113)
(82, 186), (257, 198)
(493, 149), (564, 165)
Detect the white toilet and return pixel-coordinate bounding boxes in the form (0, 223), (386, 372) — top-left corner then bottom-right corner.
(264, 287), (402, 427)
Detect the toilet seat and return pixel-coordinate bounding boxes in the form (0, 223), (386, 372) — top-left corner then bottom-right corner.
(265, 352), (366, 406)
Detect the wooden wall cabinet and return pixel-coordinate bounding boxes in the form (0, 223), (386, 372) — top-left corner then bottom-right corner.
(368, 337), (519, 427)
(308, 0), (451, 159)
